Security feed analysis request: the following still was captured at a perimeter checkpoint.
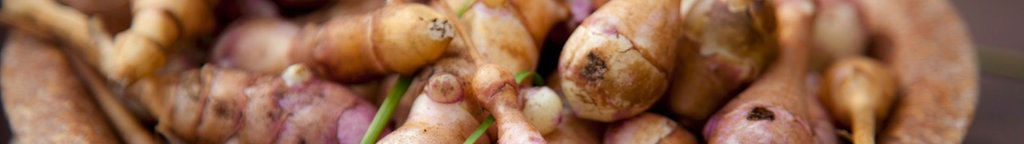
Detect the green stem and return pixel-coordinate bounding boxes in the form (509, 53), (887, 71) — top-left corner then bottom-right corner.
(464, 116), (496, 144)
(456, 0), (476, 18)
(514, 71), (545, 86)
(361, 76), (413, 144)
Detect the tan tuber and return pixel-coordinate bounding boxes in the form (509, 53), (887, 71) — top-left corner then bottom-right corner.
(820, 57), (898, 144)
(605, 113), (698, 144)
(703, 0), (817, 143)
(212, 2), (454, 83)
(668, 0), (779, 128)
(556, 0), (686, 122)
(1, 32), (120, 144)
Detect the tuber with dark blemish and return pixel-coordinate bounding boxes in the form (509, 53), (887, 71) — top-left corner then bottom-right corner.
(703, 0), (817, 143)
(667, 0), (779, 128)
(555, 0), (686, 122)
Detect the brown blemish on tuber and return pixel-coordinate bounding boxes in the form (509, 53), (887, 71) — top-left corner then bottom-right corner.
(747, 107), (775, 121)
(581, 52), (607, 81)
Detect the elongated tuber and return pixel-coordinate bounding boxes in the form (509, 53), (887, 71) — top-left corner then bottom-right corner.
(213, 3), (454, 83)
(125, 65), (383, 143)
(820, 57), (897, 144)
(556, 0), (686, 122)
(1, 32), (119, 143)
(703, 0), (816, 143)
(605, 113), (698, 144)
(851, 0), (979, 142)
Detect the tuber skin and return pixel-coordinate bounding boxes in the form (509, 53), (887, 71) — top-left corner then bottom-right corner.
(810, 0), (866, 71)
(565, 0), (609, 28)
(806, 73), (840, 144)
(471, 64), (547, 143)
(520, 86), (563, 135)
(508, 0), (569, 44)
(668, 0), (779, 128)
(0, 0), (217, 83)
(820, 57), (898, 144)
(556, 0), (686, 122)
(605, 113), (699, 144)
(702, 0), (816, 143)
(213, 3), (454, 83)
(125, 65), (384, 143)
(1, 32), (120, 144)
(436, 0), (540, 72)
(542, 106), (605, 144)
(851, 0), (979, 142)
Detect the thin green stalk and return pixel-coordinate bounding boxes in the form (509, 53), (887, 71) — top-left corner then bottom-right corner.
(514, 71), (545, 86)
(464, 116), (495, 144)
(463, 71), (543, 143)
(456, 0), (476, 18)
(361, 76), (413, 144)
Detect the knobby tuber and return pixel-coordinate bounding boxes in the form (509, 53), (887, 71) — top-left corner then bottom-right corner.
(213, 3), (454, 83)
(0, 0), (217, 83)
(703, 0), (816, 143)
(378, 73), (492, 144)
(821, 57), (897, 144)
(1, 32), (119, 143)
(668, 0), (779, 128)
(605, 113), (698, 144)
(851, 0), (979, 142)
(381, 1), (555, 142)
(125, 65), (383, 143)
(556, 0), (686, 122)
(470, 65), (546, 143)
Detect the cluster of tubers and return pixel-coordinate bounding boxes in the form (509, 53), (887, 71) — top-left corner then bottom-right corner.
(0, 0), (978, 143)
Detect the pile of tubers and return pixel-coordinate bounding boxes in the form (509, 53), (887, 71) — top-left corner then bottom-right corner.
(0, 0), (978, 143)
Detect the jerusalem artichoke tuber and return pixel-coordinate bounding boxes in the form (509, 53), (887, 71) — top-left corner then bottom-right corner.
(703, 0), (816, 143)
(668, 0), (779, 128)
(556, 0), (686, 122)
(124, 65), (384, 143)
(605, 113), (698, 144)
(378, 73), (492, 144)
(851, 0), (979, 142)
(1, 32), (120, 143)
(213, 3), (454, 83)
(820, 56), (898, 144)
